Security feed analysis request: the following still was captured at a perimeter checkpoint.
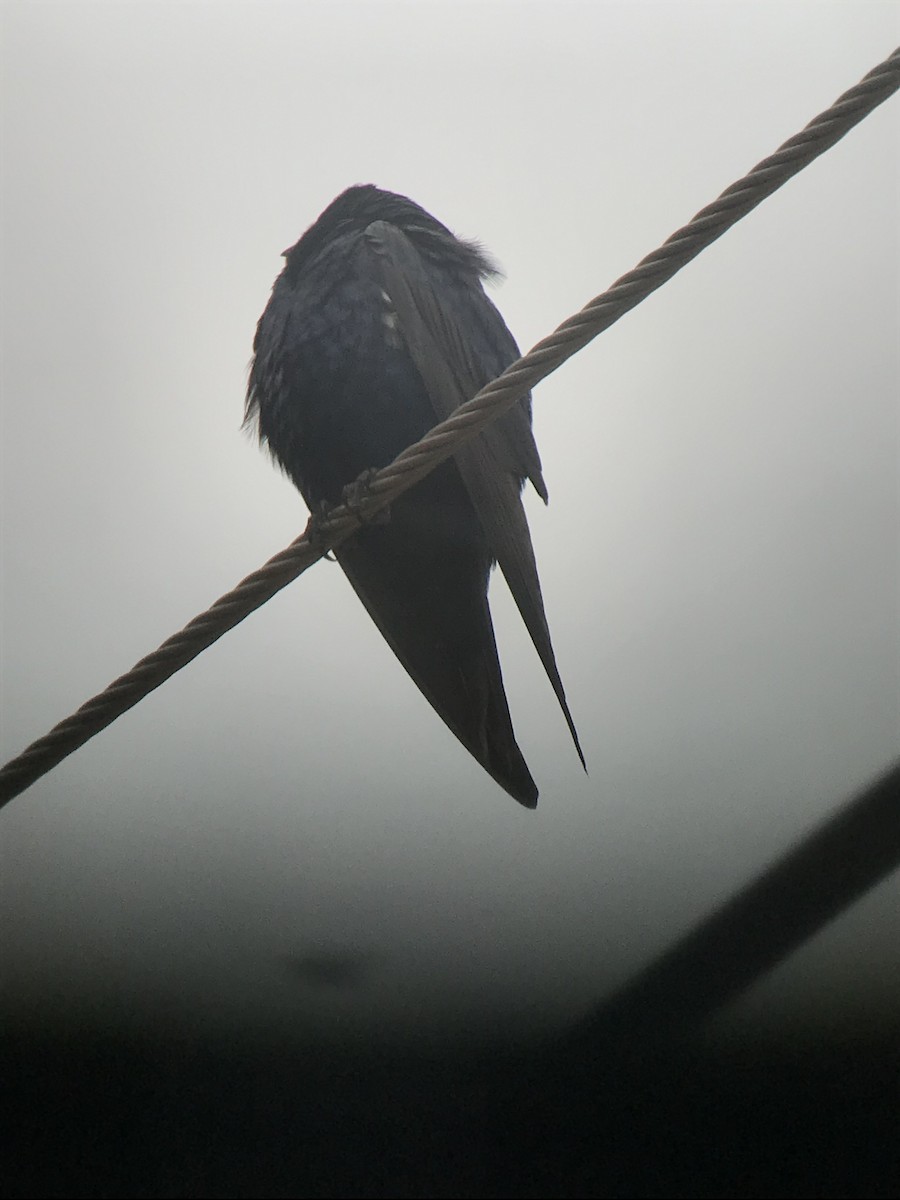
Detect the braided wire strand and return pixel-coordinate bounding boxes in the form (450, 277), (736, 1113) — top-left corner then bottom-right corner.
(1, 47), (897, 809)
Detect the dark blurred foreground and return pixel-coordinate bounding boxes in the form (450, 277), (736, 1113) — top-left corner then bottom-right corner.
(3, 1013), (897, 1198)
(5, 760), (900, 1197)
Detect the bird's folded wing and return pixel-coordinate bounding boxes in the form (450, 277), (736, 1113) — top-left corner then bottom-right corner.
(363, 221), (584, 768)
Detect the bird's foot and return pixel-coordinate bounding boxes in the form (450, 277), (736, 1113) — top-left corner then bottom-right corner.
(341, 468), (390, 526)
(304, 502), (338, 561)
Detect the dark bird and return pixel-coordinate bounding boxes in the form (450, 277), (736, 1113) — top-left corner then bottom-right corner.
(246, 185), (583, 807)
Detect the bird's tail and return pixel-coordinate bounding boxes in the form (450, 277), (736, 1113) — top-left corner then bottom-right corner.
(335, 479), (538, 808)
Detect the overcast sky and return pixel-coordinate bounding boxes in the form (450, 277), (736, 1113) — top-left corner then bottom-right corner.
(1, 1), (898, 1048)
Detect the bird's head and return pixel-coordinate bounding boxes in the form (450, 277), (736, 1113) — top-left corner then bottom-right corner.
(280, 184), (498, 279)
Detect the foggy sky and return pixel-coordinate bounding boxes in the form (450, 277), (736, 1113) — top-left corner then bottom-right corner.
(1, 1), (898, 1047)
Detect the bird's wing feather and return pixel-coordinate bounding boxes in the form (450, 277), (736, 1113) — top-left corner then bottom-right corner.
(363, 221), (584, 768)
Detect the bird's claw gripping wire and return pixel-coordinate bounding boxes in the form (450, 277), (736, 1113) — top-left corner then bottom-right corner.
(303, 502), (339, 562)
(303, 470), (390, 561)
(341, 468), (391, 527)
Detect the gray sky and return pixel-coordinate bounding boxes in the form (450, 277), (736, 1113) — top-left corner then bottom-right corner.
(1, 1), (898, 1047)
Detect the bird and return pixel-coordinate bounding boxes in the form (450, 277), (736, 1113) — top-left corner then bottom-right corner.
(245, 185), (583, 807)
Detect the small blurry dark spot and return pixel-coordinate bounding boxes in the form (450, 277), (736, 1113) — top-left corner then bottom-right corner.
(278, 951), (371, 990)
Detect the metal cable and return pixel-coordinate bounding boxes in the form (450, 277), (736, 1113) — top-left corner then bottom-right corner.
(1, 47), (897, 809)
